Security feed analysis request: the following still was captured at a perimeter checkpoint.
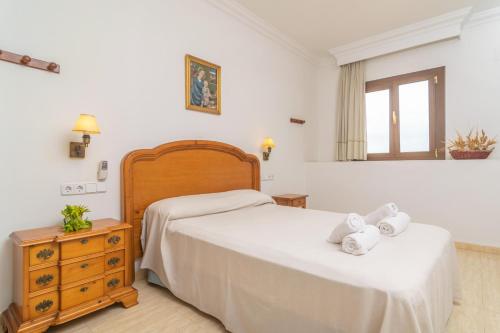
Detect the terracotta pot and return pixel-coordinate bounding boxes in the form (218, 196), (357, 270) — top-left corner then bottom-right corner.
(449, 150), (492, 160)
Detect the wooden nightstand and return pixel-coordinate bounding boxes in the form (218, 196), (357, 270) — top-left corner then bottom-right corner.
(272, 194), (308, 208)
(1, 219), (138, 333)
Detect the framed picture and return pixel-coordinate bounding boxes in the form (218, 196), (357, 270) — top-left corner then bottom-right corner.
(185, 54), (221, 115)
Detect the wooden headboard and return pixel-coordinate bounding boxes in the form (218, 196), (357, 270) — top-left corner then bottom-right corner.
(121, 140), (260, 258)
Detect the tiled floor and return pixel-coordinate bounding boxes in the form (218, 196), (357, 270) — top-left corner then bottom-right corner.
(48, 280), (227, 333)
(46, 249), (499, 333)
(445, 249), (500, 333)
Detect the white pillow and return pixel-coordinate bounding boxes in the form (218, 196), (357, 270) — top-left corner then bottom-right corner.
(146, 189), (275, 221)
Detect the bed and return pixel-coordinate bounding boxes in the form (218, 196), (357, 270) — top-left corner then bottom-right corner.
(121, 140), (461, 333)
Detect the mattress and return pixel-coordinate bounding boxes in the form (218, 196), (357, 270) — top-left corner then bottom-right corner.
(141, 197), (460, 333)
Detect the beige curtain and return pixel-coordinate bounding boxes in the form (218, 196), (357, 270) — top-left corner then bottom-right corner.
(335, 61), (367, 161)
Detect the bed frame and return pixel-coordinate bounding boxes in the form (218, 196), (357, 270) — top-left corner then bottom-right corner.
(121, 140), (261, 259)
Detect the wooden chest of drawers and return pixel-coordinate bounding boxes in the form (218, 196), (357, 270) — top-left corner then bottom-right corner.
(1, 219), (138, 333)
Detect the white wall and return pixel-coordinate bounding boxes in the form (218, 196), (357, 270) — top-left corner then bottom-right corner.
(0, 0), (315, 310)
(307, 160), (500, 246)
(305, 58), (340, 161)
(306, 14), (500, 247)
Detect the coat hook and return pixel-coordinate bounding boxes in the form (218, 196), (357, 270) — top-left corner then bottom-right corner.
(1, 49), (59, 74)
(20, 55), (31, 65)
(47, 62), (58, 71)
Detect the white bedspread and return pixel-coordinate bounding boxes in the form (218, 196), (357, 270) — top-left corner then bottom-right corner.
(141, 202), (461, 333)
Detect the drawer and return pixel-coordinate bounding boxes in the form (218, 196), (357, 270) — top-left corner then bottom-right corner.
(29, 243), (59, 266)
(274, 198), (291, 206)
(60, 279), (104, 311)
(105, 250), (125, 271)
(105, 230), (125, 250)
(29, 266), (59, 293)
(61, 256), (105, 285)
(292, 198), (306, 208)
(61, 235), (104, 260)
(29, 291), (58, 319)
(105, 271), (124, 294)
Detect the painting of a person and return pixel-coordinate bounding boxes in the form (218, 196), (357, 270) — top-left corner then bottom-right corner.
(202, 80), (211, 107)
(186, 55), (220, 114)
(190, 70), (205, 106)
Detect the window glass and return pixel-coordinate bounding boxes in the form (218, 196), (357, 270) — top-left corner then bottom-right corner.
(398, 81), (430, 152)
(366, 89), (390, 153)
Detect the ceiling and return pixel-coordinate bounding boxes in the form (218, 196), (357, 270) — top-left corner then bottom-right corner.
(233, 0), (500, 56)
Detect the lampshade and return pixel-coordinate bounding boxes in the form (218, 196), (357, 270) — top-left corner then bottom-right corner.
(72, 114), (101, 134)
(262, 137), (275, 149)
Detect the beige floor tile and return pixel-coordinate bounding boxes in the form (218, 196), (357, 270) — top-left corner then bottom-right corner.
(484, 309), (500, 333)
(482, 252), (500, 313)
(457, 249), (484, 307)
(47, 321), (92, 333)
(446, 304), (484, 333)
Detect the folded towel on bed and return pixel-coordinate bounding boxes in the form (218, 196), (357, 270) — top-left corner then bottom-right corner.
(341, 225), (380, 255)
(364, 202), (399, 225)
(328, 213), (366, 244)
(377, 212), (410, 236)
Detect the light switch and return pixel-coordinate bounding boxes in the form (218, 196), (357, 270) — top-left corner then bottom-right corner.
(85, 183), (97, 193)
(96, 182), (106, 193)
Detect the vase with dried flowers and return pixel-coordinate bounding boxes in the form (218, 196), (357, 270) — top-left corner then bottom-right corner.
(448, 129), (496, 159)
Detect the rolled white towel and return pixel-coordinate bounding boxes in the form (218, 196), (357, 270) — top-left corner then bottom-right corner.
(328, 213), (366, 244)
(377, 212), (410, 236)
(341, 225), (381, 256)
(364, 202), (399, 225)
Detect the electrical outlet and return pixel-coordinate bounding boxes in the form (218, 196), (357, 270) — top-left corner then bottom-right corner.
(61, 182), (107, 196)
(61, 184), (75, 195)
(74, 183), (85, 194)
(262, 174), (275, 181)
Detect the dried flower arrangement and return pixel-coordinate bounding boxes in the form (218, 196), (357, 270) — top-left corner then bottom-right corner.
(448, 129), (496, 159)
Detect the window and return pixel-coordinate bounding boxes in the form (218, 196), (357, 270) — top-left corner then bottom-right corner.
(365, 67), (445, 160)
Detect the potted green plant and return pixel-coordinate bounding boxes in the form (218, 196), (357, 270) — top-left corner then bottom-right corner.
(61, 205), (92, 232)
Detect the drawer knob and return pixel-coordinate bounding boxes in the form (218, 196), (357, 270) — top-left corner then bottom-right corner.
(107, 278), (120, 288)
(35, 274), (54, 286)
(107, 257), (120, 266)
(80, 239), (89, 245)
(36, 248), (54, 261)
(35, 299), (53, 313)
(80, 287), (89, 293)
(80, 263), (89, 269)
(108, 235), (121, 245)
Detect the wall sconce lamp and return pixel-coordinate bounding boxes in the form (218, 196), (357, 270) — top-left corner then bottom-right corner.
(262, 137), (276, 161)
(70, 114), (101, 158)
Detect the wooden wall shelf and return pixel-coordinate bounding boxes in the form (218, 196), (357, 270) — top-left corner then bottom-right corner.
(0, 49), (60, 73)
